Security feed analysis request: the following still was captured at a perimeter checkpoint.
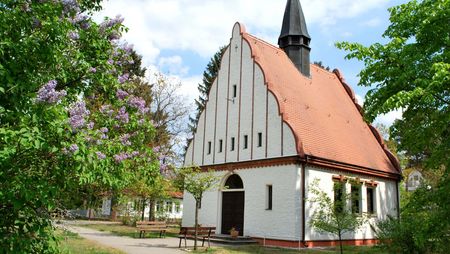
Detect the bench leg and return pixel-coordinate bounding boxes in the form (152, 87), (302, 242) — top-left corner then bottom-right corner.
(184, 236), (187, 248)
(208, 237), (211, 247)
(202, 237), (205, 247)
(178, 237), (182, 248)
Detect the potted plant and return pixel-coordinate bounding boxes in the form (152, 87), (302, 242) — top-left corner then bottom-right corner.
(229, 227), (239, 238)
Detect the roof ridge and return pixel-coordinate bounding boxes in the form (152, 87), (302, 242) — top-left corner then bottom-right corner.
(244, 33), (281, 51)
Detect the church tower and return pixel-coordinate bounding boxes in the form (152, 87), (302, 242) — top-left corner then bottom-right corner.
(278, 0), (311, 77)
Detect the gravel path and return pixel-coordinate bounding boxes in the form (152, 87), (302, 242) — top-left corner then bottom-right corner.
(65, 225), (190, 254)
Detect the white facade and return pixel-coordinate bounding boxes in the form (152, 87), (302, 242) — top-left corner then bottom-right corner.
(183, 23), (400, 245)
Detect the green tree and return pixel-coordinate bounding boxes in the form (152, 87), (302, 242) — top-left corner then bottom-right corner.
(173, 166), (220, 250)
(308, 179), (366, 254)
(0, 1), (159, 252)
(337, 1), (449, 252)
(336, 0), (449, 170)
(188, 46), (227, 131)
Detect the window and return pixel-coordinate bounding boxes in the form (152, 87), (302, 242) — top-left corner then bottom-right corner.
(232, 84), (237, 98)
(351, 185), (361, 213)
(207, 141), (211, 154)
(366, 187), (375, 214)
(257, 132), (262, 147)
(219, 139), (223, 153)
(231, 137), (235, 151)
(243, 135), (248, 149)
(266, 185), (273, 210)
(166, 201), (173, 213)
(175, 202), (181, 213)
(333, 182), (344, 213)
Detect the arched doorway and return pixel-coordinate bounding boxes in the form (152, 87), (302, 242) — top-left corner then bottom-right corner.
(221, 174), (244, 235)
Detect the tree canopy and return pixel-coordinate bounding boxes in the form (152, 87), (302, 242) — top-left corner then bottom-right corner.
(0, 1), (159, 252)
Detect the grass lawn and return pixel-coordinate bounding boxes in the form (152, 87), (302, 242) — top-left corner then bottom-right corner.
(57, 229), (125, 254)
(76, 222), (180, 238)
(192, 245), (388, 254)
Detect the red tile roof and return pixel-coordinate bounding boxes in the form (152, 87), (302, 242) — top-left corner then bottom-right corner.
(238, 23), (401, 176)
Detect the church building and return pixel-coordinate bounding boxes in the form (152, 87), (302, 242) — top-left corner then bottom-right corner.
(182, 0), (401, 247)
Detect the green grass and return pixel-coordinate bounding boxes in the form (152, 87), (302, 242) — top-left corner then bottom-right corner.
(192, 245), (388, 254)
(76, 223), (180, 238)
(57, 229), (125, 254)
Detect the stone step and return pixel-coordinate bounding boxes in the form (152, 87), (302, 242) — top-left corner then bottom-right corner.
(210, 234), (258, 245)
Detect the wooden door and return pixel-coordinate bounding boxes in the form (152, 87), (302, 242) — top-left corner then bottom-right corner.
(221, 191), (244, 235)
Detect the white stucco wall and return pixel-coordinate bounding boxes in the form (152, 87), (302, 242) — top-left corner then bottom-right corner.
(184, 23), (297, 167)
(304, 166), (399, 241)
(182, 164), (302, 240)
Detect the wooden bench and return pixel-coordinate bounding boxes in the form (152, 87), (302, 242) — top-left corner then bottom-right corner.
(178, 226), (216, 248)
(136, 221), (167, 238)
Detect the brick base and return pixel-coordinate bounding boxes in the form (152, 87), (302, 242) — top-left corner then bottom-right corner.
(252, 237), (379, 248)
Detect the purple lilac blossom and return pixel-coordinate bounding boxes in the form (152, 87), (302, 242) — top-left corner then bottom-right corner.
(100, 104), (113, 116)
(61, 0), (80, 14)
(68, 31), (79, 40)
(117, 73), (129, 84)
(115, 107), (129, 123)
(131, 151), (139, 157)
(100, 133), (108, 139)
(113, 152), (130, 163)
(96, 151), (106, 160)
(87, 121), (94, 129)
(152, 146), (160, 153)
(36, 80), (67, 104)
(116, 89), (129, 100)
(100, 15), (124, 30)
(68, 101), (90, 130)
(107, 59), (114, 65)
(108, 31), (121, 41)
(119, 134), (131, 146)
(69, 144), (79, 152)
(100, 127), (108, 133)
(127, 96), (146, 111)
(90, 67), (96, 73)
(138, 119), (145, 125)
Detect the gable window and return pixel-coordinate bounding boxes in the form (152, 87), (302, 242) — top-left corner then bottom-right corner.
(231, 137), (235, 151)
(207, 141), (212, 154)
(366, 187), (375, 214)
(257, 132), (262, 147)
(232, 84), (237, 98)
(351, 185), (361, 214)
(243, 135), (248, 149)
(266, 185), (273, 210)
(333, 182), (345, 213)
(219, 139), (223, 153)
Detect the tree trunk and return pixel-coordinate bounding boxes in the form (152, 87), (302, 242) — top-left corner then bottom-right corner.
(141, 198), (146, 221)
(149, 199), (155, 221)
(194, 199), (199, 250)
(338, 231), (343, 254)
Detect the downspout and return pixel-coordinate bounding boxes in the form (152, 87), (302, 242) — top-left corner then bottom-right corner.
(301, 161), (306, 247)
(395, 180), (400, 219)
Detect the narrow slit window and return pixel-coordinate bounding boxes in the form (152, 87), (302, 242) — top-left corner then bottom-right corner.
(219, 139), (223, 153)
(351, 185), (361, 214)
(231, 137), (235, 151)
(367, 187), (375, 214)
(243, 135), (248, 149)
(207, 141), (211, 154)
(266, 185), (273, 210)
(257, 132), (262, 147)
(233, 84), (237, 98)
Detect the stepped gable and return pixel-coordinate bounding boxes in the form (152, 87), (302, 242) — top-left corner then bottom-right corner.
(235, 22), (400, 175)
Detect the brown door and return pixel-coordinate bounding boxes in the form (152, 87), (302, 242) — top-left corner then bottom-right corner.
(221, 191), (244, 235)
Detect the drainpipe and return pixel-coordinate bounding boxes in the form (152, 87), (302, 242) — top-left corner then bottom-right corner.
(301, 162), (306, 247)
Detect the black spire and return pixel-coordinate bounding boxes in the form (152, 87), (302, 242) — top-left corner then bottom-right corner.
(278, 0), (311, 77)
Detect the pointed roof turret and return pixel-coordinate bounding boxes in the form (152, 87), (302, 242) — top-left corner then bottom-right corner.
(279, 0), (310, 39)
(278, 0), (311, 77)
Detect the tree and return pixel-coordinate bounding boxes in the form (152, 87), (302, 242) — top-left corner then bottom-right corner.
(173, 166), (220, 250)
(336, 0), (449, 171)
(0, 1), (159, 252)
(307, 179), (366, 254)
(188, 46), (227, 132)
(337, 1), (449, 252)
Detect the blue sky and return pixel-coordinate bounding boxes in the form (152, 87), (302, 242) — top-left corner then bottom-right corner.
(96, 0), (408, 125)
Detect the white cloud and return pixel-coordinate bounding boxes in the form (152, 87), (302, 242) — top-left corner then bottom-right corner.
(95, 0), (391, 65)
(355, 94), (364, 106)
(361, 17), (382, 27)
(374, 109), (403, 126)
(158, 56), (189, 76)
